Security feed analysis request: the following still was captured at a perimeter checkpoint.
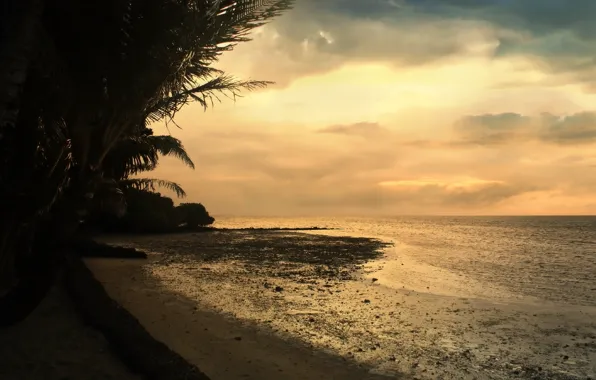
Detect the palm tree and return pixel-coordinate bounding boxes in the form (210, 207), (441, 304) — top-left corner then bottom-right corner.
(41, 0), (293, 232)
(0, 0), (75, 319)
(97, 128), (195, 214)
(0, 0), (294, 325)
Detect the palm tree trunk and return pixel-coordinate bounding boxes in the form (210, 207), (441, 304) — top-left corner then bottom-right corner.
(0, 0), (44, 131)
(0, 0), (45, 289)
(0, 0), (46, 324)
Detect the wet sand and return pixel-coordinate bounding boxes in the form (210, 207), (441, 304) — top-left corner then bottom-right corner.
(94, 231), (596, 380)
(86, 258), (397, 379)
(0, 286), (140, 380)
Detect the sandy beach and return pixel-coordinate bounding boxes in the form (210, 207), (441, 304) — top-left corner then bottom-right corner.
(86, 258), (390, 379)
(89, 232), (393, 380)
(91, 230), (596, 380)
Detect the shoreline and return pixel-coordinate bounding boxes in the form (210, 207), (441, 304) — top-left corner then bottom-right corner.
(90, 230), (394, 379)
(96, 230), (596, 380)
(91, 226), (339, 237)
(6, 228), (590, 379)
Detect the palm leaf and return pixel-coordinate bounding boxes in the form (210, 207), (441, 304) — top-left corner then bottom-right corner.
(146, 76), (271, 122)
(145, 135), (195, 169)
(121, 178), (187, 198)
(103, 134), (195, 180)
(141, 0), (294, 123)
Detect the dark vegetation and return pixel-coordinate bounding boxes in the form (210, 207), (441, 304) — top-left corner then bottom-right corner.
(0, 0), (293, 324)
(0, 0), (293, 377)
(87, 188), (215, 234)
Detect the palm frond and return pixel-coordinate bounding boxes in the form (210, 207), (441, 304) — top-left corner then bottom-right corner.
(145, 135), (195, 169)
(121, 178), (187, 198)
(102, 137), (159, 180)
(140, 0), (294, 123)
(103, 134), (194, 180)
(146, 75), (270, 122)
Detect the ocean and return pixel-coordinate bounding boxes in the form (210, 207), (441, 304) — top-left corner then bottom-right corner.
(215, 215), (596, 306)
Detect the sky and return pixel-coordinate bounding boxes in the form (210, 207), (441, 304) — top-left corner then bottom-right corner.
(151, 0), (596, 216)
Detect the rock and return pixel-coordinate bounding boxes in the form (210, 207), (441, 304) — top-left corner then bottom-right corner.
(363, 299), (371, 303)
(234, 336), (242, 341)
(372, 278), (378, 283)
(274, 286), (284, 292)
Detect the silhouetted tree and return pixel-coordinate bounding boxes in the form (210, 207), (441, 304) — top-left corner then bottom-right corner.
(96, 127), (195, 214)
(0, 0), (293, 326)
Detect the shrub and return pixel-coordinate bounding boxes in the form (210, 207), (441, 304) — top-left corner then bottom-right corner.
(175, 203), (215, 228)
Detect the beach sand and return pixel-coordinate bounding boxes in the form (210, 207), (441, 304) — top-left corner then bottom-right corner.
(0, 285), (140, 380)
(90, 231), (596, 380)
(86, 256), (395, 379)
(88, 231), (395, 380)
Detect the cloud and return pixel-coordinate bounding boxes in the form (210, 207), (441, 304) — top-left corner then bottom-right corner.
(220, 2), (500, 87)
(317, 122), (388, 137)
(219, 0), (596, 91)
(152, 120), (575, 216)
(452, 111), (596, 145)
(378, 178), (535, 207)
(393, 1), (596, 90)
(294, 177), (538, 214)
(453, 113), (532, 145)
(539, 112), (596, 144)
(152, 98), (596, 216)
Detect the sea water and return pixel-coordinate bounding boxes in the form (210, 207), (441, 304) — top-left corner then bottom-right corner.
(215, 215), (596, 306)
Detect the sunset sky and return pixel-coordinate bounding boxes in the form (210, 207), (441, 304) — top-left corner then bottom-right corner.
(152, 0), (596, 216)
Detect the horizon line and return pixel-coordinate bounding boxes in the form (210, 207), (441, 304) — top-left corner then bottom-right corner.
(212, 214), (596, 218)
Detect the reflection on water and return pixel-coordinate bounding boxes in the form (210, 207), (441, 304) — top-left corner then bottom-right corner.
(215, 216), (596, 306)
